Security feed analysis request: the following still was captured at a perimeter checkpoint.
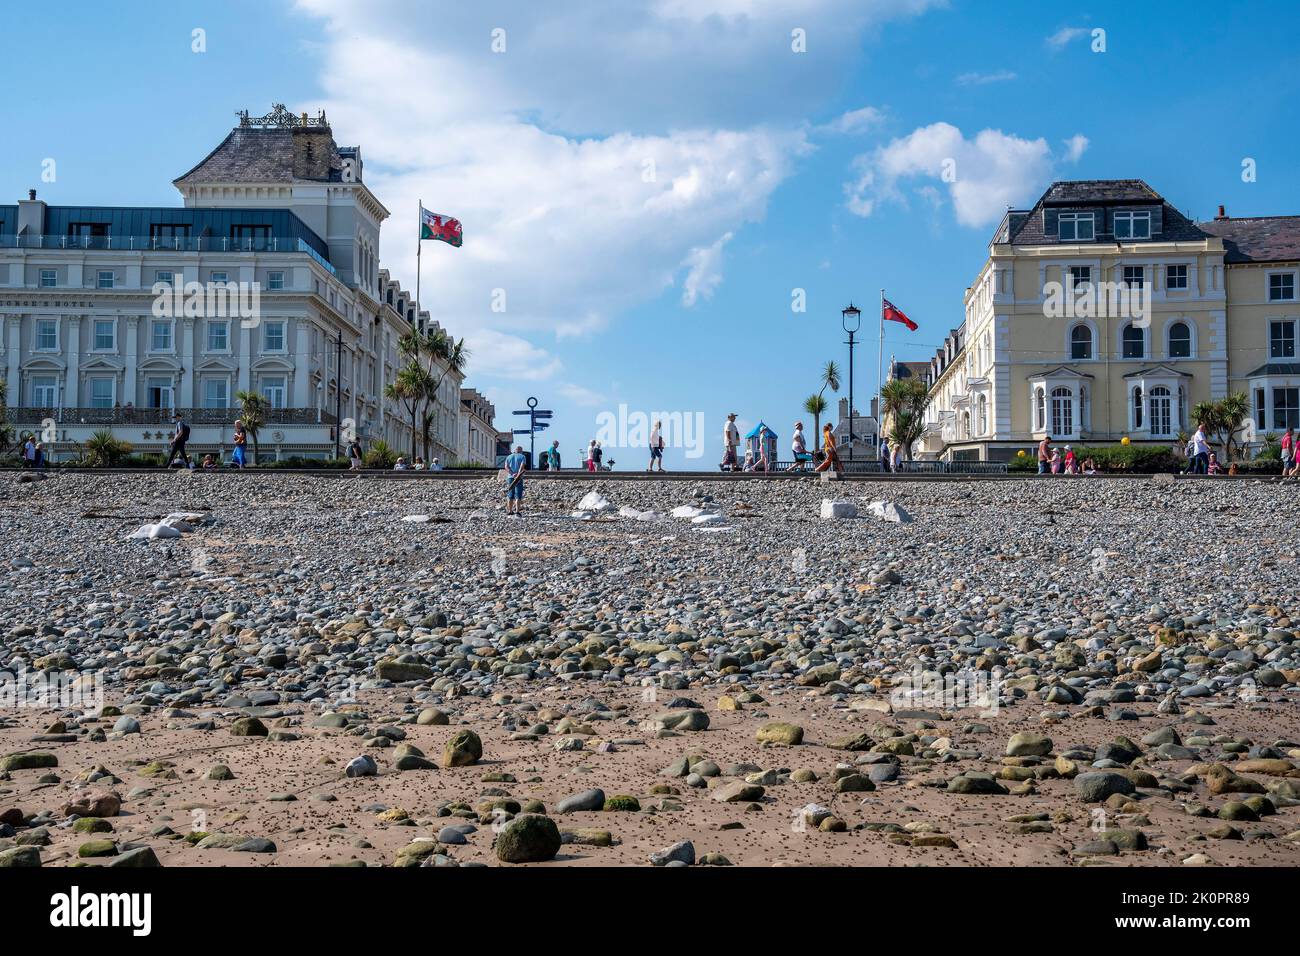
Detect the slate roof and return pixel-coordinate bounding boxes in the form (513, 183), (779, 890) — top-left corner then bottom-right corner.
(1197, 216), (1300, 264)
(1003, 179), (1208, 245)
(174, 127), (343, 186)
(1244, 362), (1300, 378)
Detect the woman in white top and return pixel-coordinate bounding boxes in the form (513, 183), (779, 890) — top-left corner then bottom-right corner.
(586, 440), (597, 472)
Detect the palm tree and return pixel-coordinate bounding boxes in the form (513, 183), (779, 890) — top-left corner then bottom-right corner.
(416, 329), (470, 460)
(817, 361), (841, 407)
(803, 394), (827, 441)
(1192, 392), (1250, 460)
(385, 362), (428, 461)
(235, 390), (270, 465)
(85, 429), (131, 467)
(880, 378), (930, 460)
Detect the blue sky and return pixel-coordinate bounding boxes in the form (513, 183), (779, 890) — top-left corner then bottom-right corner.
(5, 0), (1298, 468)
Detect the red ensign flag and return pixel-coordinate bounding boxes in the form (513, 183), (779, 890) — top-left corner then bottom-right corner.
(882, 297), (918, 331)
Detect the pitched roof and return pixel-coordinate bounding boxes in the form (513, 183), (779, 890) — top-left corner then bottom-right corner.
(174, 126), (343, 186)
(1197, 216), (1300, 264)
(1003, 179), (1208, 245)
(1244, 362), (1300, 378)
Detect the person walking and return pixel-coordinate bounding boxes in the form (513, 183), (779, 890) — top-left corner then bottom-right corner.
(878, 438), (891, 473)
(1191, 422), (1210, 474)
(1037, 435), (1052, 475)
(814, 423), (843, 474)
(891, 442), (903, 473)
(504, 443), (528, 516)
(164, 412), (192, 468)
(593, 441), (603, 471)
(547, 440), (562, 471)
(346, 434), (362, 471)
(22, 434), (35, 469)
(1282, 427), (1294, 475)
(721, 413), (740, 471)
(232, 419), (249, 469)
(791, 422), (811, 471)
(586, 439), (597, 472)
(648, 419), (666, 472)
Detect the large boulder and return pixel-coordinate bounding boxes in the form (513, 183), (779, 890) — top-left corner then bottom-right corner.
(495, 814), (561, 863)
(441, 730), (484, 768)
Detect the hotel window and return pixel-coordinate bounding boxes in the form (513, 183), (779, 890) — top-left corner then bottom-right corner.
(1050, 387), (1074, 436)
(210, 271), (228, 285)
(1058, 212), (1095, 241)
(1166, 264), (1188, 290)
(1132, 386), (1143, 429)
(263, 321), (286, 352)
(261, 376), (287, 409)
(39, 269), (56, 287)
(1274, 387), (1300, 431)
(151, 320), (172, 352)
(1121, 322), (1145, 359)
(208, 320), (229, 351)
(36, 319), (58, 350)
(1113, 210), (1151, 239)
(89, 377), (115, 408)
(1168, 321), (1192, 358)
(1123, 265), (1145, 289)
(203, 379), (228, 409)
(155, 270), (175, 285)
(231, 224), (271, 249)
(33, 376), (58, 407)
(1069, 324), (1093, 360)
(268, 270), (285, 290)
(1269, 320), (1296, 359)
(1149, 386), (1173, 436)
(1269, 273), (1296, 301)
(1255, 388), (1266, 431)
(93, 320), (115, 350)
(150, 224), (190, 248)
(1068, 266), (1091, 290)
(97, 270), (115, 289)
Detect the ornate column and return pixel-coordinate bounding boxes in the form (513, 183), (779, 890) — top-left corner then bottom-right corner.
(293, 321), (310, 407)
(65, 316), (82, 407)
(4, 316), (20, 406)
(124, 317), (139, 407)
(180, 316), (196, 408)
(237, 323), (251, 395)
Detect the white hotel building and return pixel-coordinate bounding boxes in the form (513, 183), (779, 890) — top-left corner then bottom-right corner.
(0, 105), (490, 463)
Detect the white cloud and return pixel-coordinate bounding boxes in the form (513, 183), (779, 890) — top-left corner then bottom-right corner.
(556, 382), (607, 406)
(844, 122), (1088, 228)
(1046, 26), (1087, 50)
(820, 106), (885, 135)
(681, 232), (733, 307)
(1062, 134), (1089, 163)
(463, 328), (563, 381)
(956, 69), (1016, 86)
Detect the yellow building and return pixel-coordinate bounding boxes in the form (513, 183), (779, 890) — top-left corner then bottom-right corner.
(919, 180), (1300, 460)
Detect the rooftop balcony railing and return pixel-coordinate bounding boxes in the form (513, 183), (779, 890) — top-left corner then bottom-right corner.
(5, 406), (339, 427)
(0, 234), (337, 275)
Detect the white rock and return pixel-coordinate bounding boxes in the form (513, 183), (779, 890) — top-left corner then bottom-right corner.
(865, 500), (912, 524)
(127, 523), (182, 541)
(820, 499), (858, 520)
(401, 514), (432, 523)
(691, 513), (725, 525)
(670, 505), (705, 519)
(577, 491), (613, 512)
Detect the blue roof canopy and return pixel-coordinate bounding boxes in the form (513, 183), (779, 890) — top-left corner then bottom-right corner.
(745, 421), (777, 440)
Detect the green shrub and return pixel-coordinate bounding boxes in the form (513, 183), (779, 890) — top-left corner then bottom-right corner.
(1078, 444), (1179, 473)
(362, 439), (398, 469)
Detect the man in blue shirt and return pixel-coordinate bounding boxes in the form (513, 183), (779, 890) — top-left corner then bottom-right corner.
(504, 444), (528, 516)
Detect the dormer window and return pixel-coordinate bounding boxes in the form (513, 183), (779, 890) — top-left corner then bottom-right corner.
(1058, 212), (1095, 241)
(1114, 210), (1151, 239)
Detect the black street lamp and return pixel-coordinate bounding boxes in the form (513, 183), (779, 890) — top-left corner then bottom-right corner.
(842, 303), (861, 462)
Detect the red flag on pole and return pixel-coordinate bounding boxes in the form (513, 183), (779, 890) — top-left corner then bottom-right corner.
(882, 297), (918, 331)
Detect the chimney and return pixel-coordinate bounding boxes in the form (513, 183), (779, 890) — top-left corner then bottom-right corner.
(17, 188), (47, 237)
(28, 189), (36, 200)
(1216, 204), (1227, 220)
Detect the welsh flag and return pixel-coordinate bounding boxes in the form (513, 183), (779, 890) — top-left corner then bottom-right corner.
(882, 296), (918, 331)
(420, 206), (463, 247)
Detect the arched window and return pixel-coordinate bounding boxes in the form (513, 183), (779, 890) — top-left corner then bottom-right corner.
(1070, 324), (1093, 360)
(1168, 321), (1191, 358)
(1149, 386), (1172, 436)
(1035, 387), (1045, 431)
(1121, 323), (1144, 359)
(977, 394), (988, 435)
(1132, 386), (1143, 429)
(962, 411), (971, 439)
(1051, 386), (1074, 436)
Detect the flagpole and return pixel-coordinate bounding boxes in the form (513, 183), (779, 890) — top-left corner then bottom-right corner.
(878, 288), (885, 444)
(416, 200), (423, 326)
